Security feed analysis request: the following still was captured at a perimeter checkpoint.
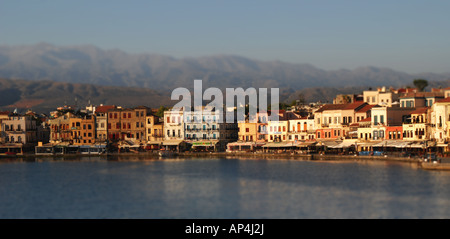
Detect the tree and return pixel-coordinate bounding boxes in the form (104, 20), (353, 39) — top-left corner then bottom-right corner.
(155, 106), (169, 118)
(413, 79), (428, 92)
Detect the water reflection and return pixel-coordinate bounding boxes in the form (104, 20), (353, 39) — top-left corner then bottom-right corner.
(1, 157), (450, 218)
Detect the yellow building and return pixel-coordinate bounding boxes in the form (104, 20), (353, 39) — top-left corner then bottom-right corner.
(238, 122), (258, 142)
(402, 107), (429, 141)
(288, 118), (315, 141)
(268, 120), (289, 142)
(146, 114), (164, 149)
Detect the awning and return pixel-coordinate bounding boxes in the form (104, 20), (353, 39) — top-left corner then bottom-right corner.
(162, 140), (184, 146)
(372, 140), (402, 147)
(409, 142), (427, 148)
(317, 141), (340, 147)
(263, 142), (295, 148)
(355, 142), (376, 147)
(296, 141), (317, 147)
(227, 142), (266, 147)
(329, 141), (355, 148)
(191, 141), (219, 147)
(395, 141), (413, 148)
(146, 141), (163, 145)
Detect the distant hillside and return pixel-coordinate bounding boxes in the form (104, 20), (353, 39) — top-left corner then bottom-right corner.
(0, 78), (172, 114)
(1, 43), (450, 92)
(3, 77), (450, 115)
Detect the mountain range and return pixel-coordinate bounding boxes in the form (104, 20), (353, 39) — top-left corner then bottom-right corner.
(1, 43), (450, 113)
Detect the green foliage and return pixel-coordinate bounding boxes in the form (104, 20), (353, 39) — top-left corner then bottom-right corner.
(413, 79), (428, 92)
(155, 106), (169, 118)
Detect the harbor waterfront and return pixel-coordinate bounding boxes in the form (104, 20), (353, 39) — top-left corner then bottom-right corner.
(1, 154), (450, 219)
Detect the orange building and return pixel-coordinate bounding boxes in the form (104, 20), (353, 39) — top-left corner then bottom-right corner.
(107, 106), (150, 144)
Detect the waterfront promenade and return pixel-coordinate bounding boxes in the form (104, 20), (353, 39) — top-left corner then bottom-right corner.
(2, 150), (450, 170)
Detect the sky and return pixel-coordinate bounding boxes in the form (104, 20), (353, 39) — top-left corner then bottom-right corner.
(1, 0), (450, 74)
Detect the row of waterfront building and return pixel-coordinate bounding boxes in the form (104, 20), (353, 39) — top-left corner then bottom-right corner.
(2, 86), (450, 156)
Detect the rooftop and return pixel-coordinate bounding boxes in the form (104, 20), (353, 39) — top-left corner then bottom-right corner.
(410, 107), (429, 115)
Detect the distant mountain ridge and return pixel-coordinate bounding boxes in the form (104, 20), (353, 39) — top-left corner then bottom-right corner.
(1, 42), (450, 92)
(0, 78), (171, 114)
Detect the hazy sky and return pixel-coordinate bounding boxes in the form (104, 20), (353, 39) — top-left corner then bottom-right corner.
(1, 0), (449, 74)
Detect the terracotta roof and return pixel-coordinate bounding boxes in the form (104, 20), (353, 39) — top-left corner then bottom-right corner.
(95, 105), (116, 113)
(315, 102), (367, 113)
(400, 92), (444, 98)
(435, 97), (450, 103)
(315, 104), (346, 113)
(410, 107), (429, 115)
(343, 102), (367, 110)
(356, 104), (374, 113)
(359, 117), (371, 122)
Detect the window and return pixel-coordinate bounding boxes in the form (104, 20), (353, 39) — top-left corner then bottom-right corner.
(246, 128), (249, 132)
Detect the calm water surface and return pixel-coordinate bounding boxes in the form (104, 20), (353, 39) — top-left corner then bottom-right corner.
(1, 156), (450, 219)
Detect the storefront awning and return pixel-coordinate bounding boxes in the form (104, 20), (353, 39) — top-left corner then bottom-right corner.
(263, 142), (295, 148)
(328, 141), (355, 148)
(146, 141), (163, 145)
(296, 141), (317, 147)
(162, 140), (184, 146)
(227, 142), (266, 147)
(191, 141), (219, 147)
